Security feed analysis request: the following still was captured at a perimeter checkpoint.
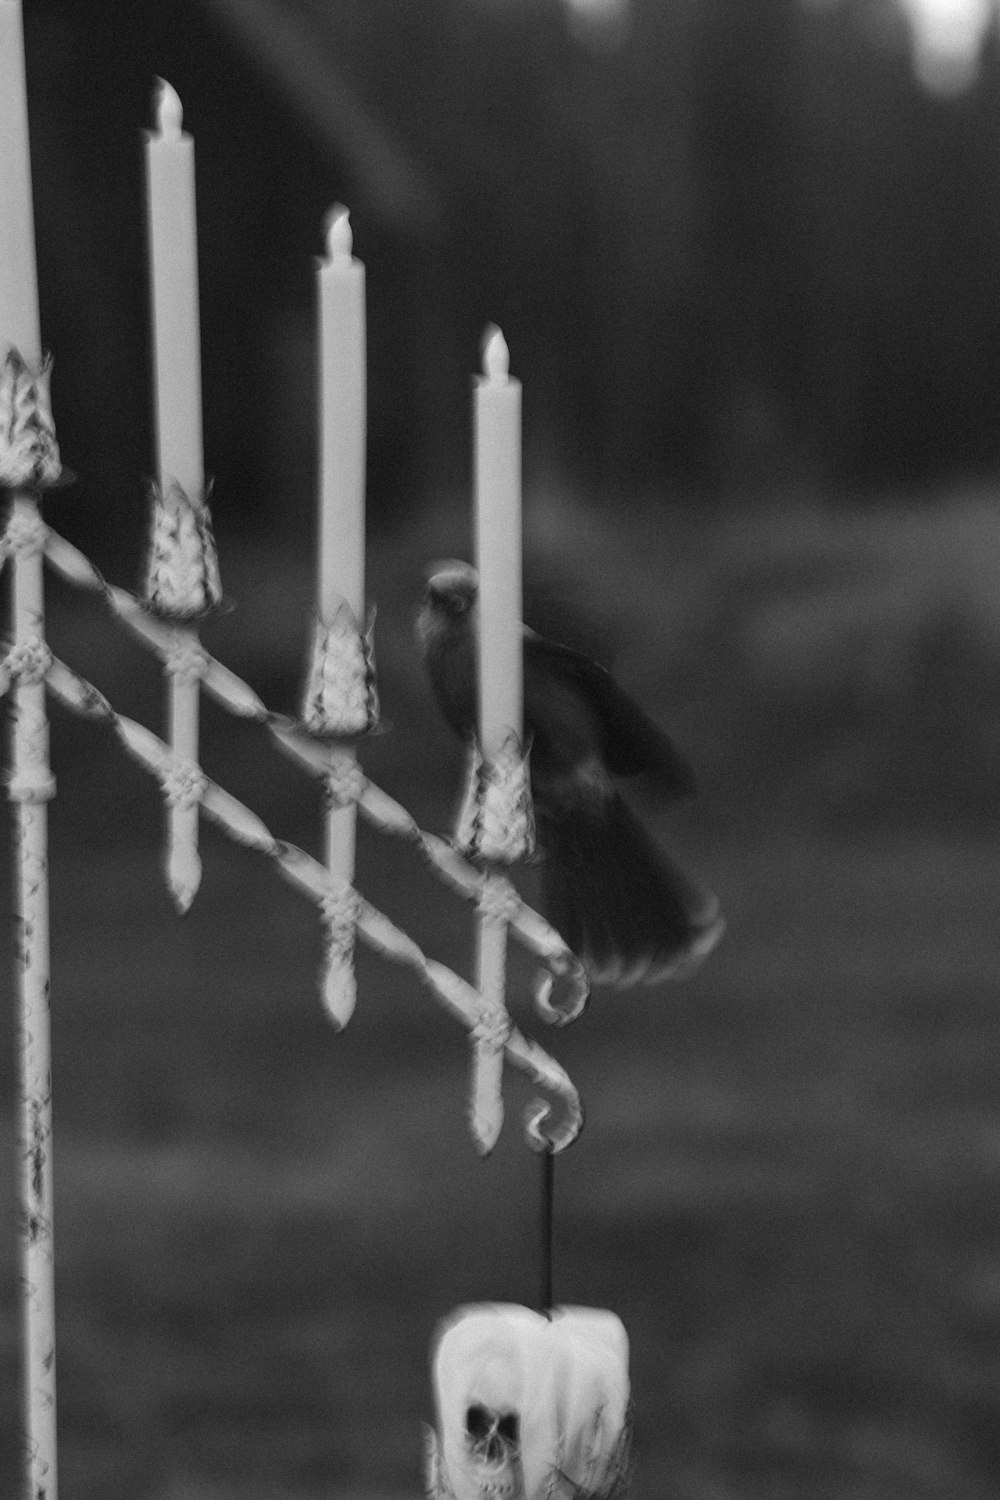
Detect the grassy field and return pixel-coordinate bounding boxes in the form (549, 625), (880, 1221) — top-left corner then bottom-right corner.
(2, 492), (1000, 1498)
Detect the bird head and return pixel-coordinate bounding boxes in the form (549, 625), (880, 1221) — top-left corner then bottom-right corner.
(416, 559), (480, 650)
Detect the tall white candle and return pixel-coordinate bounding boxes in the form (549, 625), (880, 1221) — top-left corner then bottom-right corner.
(0, 0), (41, 365)
(475, 326), (523, 760)
(470, 327), (523, 1155)
(145, 79), (204, 500)
(318, 205), (366, 624)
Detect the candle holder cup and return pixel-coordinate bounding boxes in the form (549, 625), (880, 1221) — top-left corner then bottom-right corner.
(0, 348), (64, 493)
(299, 597), (379, 742)
(142, 478), (224, 622)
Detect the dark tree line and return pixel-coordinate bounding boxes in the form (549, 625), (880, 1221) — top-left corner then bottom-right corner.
(21, 0), (1000, 544)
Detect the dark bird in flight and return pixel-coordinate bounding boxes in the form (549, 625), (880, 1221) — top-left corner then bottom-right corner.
(416, 560), (723, 988)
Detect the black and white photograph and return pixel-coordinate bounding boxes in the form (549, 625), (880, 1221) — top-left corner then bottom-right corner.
(2, 2), (1000, 1497)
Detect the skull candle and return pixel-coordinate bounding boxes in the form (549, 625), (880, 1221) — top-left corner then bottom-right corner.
(426, 1304), (631, 1500)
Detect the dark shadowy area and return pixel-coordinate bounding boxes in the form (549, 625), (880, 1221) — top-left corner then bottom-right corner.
(18, 0), (1000, 549)
(4, 2), (1000, 1498)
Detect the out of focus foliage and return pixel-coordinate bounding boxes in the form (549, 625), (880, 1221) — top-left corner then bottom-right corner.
(22, 0), (1000, 542)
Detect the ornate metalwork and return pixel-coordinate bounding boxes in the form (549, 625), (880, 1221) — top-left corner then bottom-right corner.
(143, 479), (222, 620)
(457, 734), (535, 865)
(301, 598), (379, 738)
(0, 350), (62, 490)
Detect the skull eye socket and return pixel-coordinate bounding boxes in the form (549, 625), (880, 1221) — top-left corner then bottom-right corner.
(467, 1404), (492, 1439)
(497, 1413), (519, 1444)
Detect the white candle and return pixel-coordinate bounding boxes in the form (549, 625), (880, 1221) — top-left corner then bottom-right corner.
(318, 205), (366, 624)
(0, 0), (41, 365)
(145, 79), (204, 500)
(470, 326), (523, 1155)
(475, 326), (523, 760)
(430, 1304), (631, 1500)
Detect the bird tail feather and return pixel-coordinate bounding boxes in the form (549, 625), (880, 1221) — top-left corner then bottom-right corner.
(539, 793), (723, 987)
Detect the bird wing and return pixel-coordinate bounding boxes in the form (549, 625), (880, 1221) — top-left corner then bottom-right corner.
(523, 633), (696, 798)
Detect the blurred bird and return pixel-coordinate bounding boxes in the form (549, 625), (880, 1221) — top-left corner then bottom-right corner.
(416, 560), (724, 987)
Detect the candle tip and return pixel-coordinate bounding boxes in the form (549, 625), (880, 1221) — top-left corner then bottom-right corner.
(325, 204), (353, 264)
(154, 78), (183, 140)
(482, 325), (510, 384)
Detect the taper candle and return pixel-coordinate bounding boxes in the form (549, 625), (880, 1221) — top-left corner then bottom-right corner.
(470, 326), (524, 1154)
(145, 79), (204, 500)
(315, 207), (366, 1027)
(144, 81), (207, 911)
(318, 205), (366, 625)
(475, 326), (522, 761)
(0, 0), (41, 365)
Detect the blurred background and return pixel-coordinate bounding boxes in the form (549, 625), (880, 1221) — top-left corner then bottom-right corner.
(3, 0), (1000, 1495)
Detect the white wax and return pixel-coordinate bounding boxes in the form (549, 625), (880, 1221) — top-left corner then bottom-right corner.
(0, 1), (41, 364)
(318, 206), (366, 624)
(475, 327), (523, 759)
(145, 82), (204, 499)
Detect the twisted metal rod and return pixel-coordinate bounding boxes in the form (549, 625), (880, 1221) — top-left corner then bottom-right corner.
(40, 525), (590, 1029)
(1, 634), (583, 1155)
